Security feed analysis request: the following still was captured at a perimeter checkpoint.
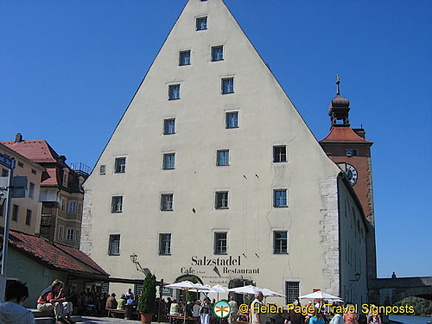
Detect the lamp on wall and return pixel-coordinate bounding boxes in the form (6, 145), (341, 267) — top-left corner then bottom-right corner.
(130, 253), (151, 275)
(350, 272), (361, 281)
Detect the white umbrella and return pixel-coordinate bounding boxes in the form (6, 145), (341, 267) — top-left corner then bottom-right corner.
(261, 288), (285, 297)
(211, 284), (229, 293)
(298, 291), (341, 300)
(228, 285), (284, 297)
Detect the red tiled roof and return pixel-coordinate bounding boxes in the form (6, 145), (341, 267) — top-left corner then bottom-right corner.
(7, 230), (109, 278)
(42, 167), (59, 186)
(1, 140), (58, 163)
(320, 126), (373, 143)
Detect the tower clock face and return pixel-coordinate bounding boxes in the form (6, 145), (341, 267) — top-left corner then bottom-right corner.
(346, 164), (358, 185)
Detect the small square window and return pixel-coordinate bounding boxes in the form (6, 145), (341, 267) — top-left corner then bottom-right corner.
(161, 194), (174, 211)
(115, 157), (126, 173)
(108, 234), (121, 256)
(215, 191), (229, 209)
(164, 119), (176, 135)
(111, 196), (123, 213)
(100, 165), (106, 175)
(212, 46), (224, 61)
(163, 153), (176, 170)
(196, 17), (207, 31)
(159, 233), (172, 255)
(273, 146), (287, 163)
(25, 209), (32, 226)
(274, 231), (288, 254)
(222, 78), (234, 94)
(214, 232), (227, 255)
(18, 161), (24, 168)
(179, 50), (191, 66)
(226, 112), (238, 129)
(169, 84), (180, 100)
(274, 189), (287, 207)
(217, 150), (230, 166)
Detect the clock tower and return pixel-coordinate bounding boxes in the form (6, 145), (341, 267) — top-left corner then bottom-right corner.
(319, 76), (377, 280)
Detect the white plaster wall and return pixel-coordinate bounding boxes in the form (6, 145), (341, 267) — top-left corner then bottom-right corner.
(82, 0), (342, 298)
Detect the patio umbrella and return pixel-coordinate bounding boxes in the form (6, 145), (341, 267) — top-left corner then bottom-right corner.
(261, 288), (285, 297)
(298, 291), (341, 300)
(228, 285), (284, 297)
(210, 284), (229, 300)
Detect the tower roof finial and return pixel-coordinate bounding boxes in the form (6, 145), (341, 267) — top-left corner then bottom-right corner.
(336, 74), (341, 95)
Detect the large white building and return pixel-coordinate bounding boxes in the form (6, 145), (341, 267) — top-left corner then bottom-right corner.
(81, 0), (371, 305)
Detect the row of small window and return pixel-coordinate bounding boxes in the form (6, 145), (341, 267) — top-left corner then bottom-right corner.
(108, 230), (288, 256)
(111, 189), (288, 213)
(179, 45), (224, 66)
(3, 165), (37, 175)
(161, 146), (287, 169)
(0, 204), (33, 226)
(163, 111), (239, 135)
(105, 144), (286, 176)
(168, 77), (234, 100)
(58, 226), (80, 242)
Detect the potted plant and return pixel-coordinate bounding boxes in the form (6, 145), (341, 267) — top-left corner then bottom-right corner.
(138, 272), (157, 323)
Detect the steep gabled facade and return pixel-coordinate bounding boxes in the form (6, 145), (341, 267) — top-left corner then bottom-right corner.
(81, 0), (368, 304)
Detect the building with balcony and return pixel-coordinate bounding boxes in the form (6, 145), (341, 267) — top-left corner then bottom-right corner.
(2, 133), (89, 248)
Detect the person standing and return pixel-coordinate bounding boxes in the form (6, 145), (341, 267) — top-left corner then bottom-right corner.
(200, 297), (212, 324)
(228, 296), (238, 324)
(37, 279), (74, 324)
(105, 293), (118, 311)
(250, 291), (266, 324)
(0, 281), (35, 324)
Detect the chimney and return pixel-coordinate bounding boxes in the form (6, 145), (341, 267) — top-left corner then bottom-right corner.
(15, 133), (23, 143)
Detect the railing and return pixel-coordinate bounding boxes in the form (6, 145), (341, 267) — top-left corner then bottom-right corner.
(70, 162), (92, 176)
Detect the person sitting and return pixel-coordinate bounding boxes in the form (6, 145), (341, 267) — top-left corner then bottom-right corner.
(117, 294), (126, 310)
(170, 299), (180, 316)
(0, 281), (35, 324)
(37, 279), (74, 324)
(105, 293), (118, 315)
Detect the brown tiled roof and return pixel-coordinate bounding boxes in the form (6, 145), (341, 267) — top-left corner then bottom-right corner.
(6, 229), (109, 279)
(320, 126), (373, 144)
(1, 140), (58, 163)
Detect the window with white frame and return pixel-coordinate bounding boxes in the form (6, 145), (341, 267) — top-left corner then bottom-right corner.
(61, 198), (67, 212)
(169, 84), (180, 100)
(68, 201), (77, 213)
(108, 234), (120, 256)
(214, 232), (227, 255)
(221, 78), (234, 94)
(196, 17), (207, 31)
(215, 191), (229, 209)
(161, 194), (174, 211)
(211, 46), (224, 61)
(179, 50), (191, 66)
(273, 145), (287, 163)
(100, 165), (106, 175)
(163, 153), (176, 170)
(164, 118), (176, 135)
(58, 226), (64, 240)
(274, 189), (288, 207)
(66, 228), (74, 241)
(217, 150), (230, 166)
(226, 112), (238, 129)
(115, 157), (126, 173)
(159, 233), (172, 255)
(273, 231), (288, 254)
(111, 196), (123, 213)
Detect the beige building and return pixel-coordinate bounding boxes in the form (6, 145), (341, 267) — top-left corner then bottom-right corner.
(81, 0), (370, 305)
(0, 142), (44, 235)
(2, 134), (88, 248)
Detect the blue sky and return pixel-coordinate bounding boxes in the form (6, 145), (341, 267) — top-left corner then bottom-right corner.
(1, 0), (431, 278)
